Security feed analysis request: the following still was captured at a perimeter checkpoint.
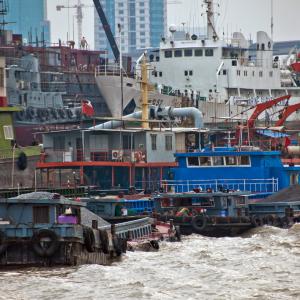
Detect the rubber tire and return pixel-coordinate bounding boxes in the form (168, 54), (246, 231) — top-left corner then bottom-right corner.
(32, 229), (59, 257)
(175, 225), (181, 242)
(83, 227), (96, 253)
(112, 237), (122, 256)
(99, 230), (109, 254)
(0, 231), (7, 256)
(191, 215), (207, 233)
(150, 240), (160, 250)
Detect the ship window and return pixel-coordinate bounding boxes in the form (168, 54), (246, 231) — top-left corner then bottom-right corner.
(164, 50), (172, 58)
(195, 49), (203, 56)
(174, 50), (182, 57)
(223, 70), (227, 75)
(259, 71), (263, 77)
(244, 71), (248, 76)
(189, 70), (193, 76)
(159, 72), (162, 77)
(237, 70), (241, 76)
(150, 134), (157, 150)
(3, 125), (14, 140)
(205, 49), (214, 57)
(212, 156), (224, 166)
(199, 157), (212, 166)
(239, 156), (250, 165)
(184, 49), (193, 57)
(165, 135), (173, 151)
(232, 60), (237, 66)
(184, 70), (188, 76)
(252, 71), (255, 76)
(187, 157), (199, 166)
(225, 156), (237, 166)
(33, 206), (50, 224)
(269, 71), (273, 77)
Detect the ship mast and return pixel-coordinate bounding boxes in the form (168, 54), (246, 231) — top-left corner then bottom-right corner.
(204, 0), (218, 40)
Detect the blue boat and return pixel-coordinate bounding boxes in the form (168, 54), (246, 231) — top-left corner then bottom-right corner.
(169, 146), (300, 196)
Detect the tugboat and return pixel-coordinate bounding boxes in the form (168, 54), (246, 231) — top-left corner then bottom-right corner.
(0, 192), (128, 267)
(152, 189), (253, 237)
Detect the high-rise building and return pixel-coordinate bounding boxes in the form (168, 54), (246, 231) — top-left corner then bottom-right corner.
(5, 0), (50, 45)
(94, 0), (167, 57)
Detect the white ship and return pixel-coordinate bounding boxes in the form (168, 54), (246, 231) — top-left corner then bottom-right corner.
(95, 0), (300, 125)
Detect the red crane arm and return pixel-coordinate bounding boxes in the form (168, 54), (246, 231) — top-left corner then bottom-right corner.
(275, 102), (300, 126)
(247, 95), (291, 128)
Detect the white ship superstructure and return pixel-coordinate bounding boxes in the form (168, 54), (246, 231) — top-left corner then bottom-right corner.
(148, 0), (300, 122)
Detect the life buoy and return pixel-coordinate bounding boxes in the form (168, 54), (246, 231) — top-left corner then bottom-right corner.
(191, 215), (207, 233)
(99, 229), (109, 254)
(32, 229), (60, 257)
(0, 231), (8, 256)
(83, 227), (95, 252)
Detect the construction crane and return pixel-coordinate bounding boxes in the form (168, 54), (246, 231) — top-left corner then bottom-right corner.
(93, 0), (120, 62)
(56, 0), (93, 48)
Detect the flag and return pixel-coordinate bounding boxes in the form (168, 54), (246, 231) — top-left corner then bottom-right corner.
(284, 137), (291, 148)
(81, 100), (95, 117)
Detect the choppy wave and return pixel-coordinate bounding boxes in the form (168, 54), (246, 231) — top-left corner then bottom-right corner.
(0, 225), (300, 300)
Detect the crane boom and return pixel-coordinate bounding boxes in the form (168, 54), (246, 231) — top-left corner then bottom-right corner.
(93, 0), (120, 61)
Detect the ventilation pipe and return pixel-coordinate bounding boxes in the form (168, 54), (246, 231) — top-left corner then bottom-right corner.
(90, 106), (204, 130)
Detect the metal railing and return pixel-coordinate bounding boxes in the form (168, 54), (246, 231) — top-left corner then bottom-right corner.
(159, 178), (279, 194)
(94, 63), (129, 78)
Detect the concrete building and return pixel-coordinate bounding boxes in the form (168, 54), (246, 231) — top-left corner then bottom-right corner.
(5, 0), (50, 45)
(94, 0), (167, 58)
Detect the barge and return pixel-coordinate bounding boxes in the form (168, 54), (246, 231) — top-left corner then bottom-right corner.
(0, 192), (130, 267)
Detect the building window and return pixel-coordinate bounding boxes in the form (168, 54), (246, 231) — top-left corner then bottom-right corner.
(140, 17), (145, 21)
(174, 50), (182, 57)
(184, 49), (193, 57)
(205, 49), (214, 56)
(244, 71), (248, 76)
(195, 49), (203, 56)
(269, 71), (273, 77)
(119, 10), (124, 14)
(237, 70), (241, 76)
(259, 71), (263, 77)
(164, 50), (172, 58)
(151, 134), (157, 150)
(3, 125), (14, 140)
(252, 71), (255, 76)
(140, 9), (145, 14)
(33, 206), (50, 223)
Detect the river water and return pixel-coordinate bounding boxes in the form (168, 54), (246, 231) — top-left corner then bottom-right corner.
(1, 225), (300, 300)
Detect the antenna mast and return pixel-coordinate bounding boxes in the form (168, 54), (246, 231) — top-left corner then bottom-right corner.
(204, 0), (218, 40)
(271, 0), (274, 40)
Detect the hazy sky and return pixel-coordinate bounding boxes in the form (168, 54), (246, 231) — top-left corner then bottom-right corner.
(48, 0), (300, 49)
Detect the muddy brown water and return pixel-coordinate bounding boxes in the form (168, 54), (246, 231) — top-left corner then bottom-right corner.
(0, 225), (300, 300)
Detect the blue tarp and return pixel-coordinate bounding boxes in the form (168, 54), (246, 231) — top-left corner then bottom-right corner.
(256, 129), (289, 138)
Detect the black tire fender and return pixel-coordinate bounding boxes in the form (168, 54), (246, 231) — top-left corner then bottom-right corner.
(83, 227), (96, 253)
(112, 237), (123, 256)
(150, 240), (160, 250)
(175, 225), (181, 242)
(32, 229), (60, 257)
(0, 231), (8, 256)
(192, 215), (207, 233)
(99, 230), (109, 254)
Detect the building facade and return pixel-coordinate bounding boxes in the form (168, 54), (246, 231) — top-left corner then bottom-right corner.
(5, 0), (50, 45)
(94, 0), (167, 57)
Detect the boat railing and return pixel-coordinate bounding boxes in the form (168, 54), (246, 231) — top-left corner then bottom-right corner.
(159, 178), (279, 194)
(95, 64), (129, 78)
